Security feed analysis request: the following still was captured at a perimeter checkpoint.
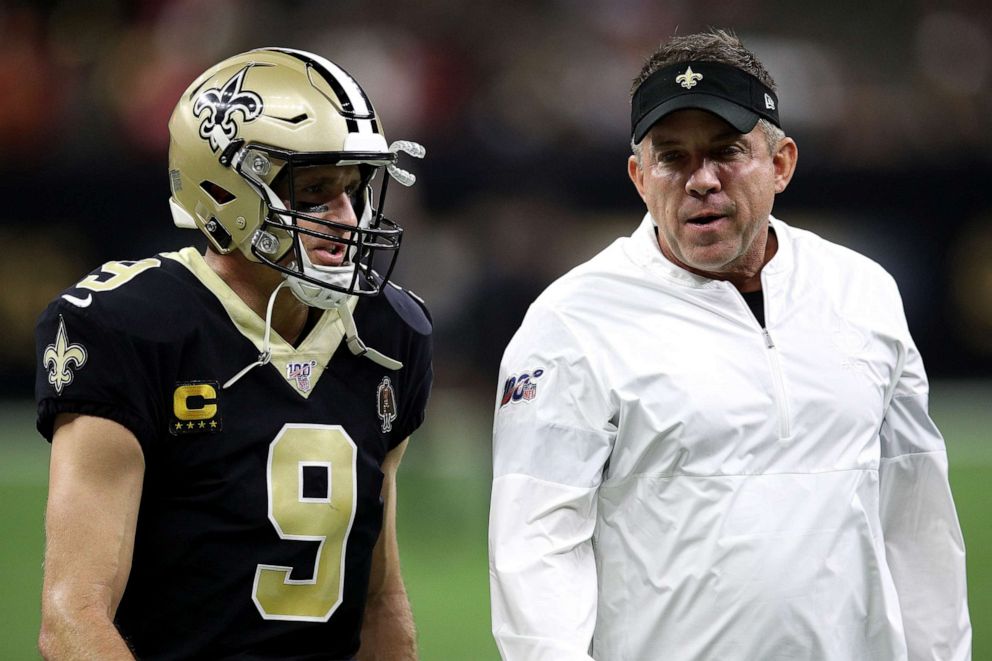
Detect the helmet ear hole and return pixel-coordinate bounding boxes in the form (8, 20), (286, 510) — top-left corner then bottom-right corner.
(200, 181), (236, 204)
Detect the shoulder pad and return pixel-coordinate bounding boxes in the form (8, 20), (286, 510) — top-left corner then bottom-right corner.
(383, 282), (432, 335)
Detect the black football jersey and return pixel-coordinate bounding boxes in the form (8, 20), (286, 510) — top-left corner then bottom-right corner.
(34, 248), (433, 660)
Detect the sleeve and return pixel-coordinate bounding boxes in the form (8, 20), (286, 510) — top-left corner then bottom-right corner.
(390, 304), (433, 446)
(878, 286), (972, 660)
(489, 304), (614, 661)
(35, 299), (163, 448)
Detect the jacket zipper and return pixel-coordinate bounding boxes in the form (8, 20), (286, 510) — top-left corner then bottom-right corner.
(733, 284), (793, 440)
(761, 327), (792, 439)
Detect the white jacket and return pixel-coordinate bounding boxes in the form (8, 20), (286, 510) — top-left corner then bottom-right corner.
(490, 215), (971, 661)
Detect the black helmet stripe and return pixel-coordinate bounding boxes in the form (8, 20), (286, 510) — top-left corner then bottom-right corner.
(263, 47), (380, 137)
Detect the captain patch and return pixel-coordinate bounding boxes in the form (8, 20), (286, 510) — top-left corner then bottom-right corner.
(171, 381), (222, 435)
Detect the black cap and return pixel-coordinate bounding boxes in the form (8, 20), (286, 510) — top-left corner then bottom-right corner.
(631, 61), (781, 143)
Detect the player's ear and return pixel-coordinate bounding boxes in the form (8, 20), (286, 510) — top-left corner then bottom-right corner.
(772, 137), (798, 194)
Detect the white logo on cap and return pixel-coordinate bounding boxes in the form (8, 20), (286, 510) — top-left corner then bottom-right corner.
(676, 66), (703, 89)
(764, 93), (776, 110)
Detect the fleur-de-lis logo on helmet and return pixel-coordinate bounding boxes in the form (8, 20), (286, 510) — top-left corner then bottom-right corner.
(676, 65), (703, 89)
(43, 315), (88, 396)
(193, 66), (263, 152)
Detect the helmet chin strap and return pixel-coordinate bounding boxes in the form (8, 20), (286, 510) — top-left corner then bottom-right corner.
(285, 269), (403, 370)
(285, 260), (356, 310)
(338, 303), (403, 370)
(281, 202), (402, 370)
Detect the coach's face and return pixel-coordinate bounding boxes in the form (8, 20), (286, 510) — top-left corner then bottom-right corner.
(628, 109), (797, 286)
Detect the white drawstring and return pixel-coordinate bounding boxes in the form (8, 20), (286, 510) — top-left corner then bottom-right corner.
(223, 280), (288, 389)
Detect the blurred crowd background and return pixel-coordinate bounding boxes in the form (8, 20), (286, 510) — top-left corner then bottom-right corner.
(1, 2), (990, 657)
(2, 0), (991, 405)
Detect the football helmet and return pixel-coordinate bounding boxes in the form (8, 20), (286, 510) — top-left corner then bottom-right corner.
(167, 47), (424, 309)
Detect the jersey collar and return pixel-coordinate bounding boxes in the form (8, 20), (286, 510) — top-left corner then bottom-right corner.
(164, 247), (356, 398)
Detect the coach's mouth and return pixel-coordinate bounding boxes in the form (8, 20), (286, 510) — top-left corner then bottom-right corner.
(686, 213), (726, 225)
(685, 211), (732, 228)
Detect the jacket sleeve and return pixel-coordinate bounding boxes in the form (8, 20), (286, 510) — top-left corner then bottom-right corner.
(489, 305), (614, 661)
(878, 295), (971, 660)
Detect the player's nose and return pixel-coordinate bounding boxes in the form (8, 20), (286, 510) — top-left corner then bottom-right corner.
(312, 192), (359, 229)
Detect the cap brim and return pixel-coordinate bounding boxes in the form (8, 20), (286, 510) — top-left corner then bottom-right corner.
(632, 94), (760, 143)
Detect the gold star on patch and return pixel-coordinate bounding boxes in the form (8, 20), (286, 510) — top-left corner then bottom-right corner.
(210, 420), (218, 428)
(187, 422), (194, 429)
(174, 422), (183, 430)
(198, 421), (206, 429)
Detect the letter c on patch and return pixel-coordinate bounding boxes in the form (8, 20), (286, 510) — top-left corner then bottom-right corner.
(174, 383), (218, 421)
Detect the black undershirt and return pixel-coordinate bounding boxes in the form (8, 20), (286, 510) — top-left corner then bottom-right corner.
(291, 306), (323, 348)
(649, 225), (767, 327)
(741, 289), (765, 328)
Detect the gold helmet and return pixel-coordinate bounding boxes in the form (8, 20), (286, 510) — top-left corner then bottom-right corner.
(167, 47), (424, 308)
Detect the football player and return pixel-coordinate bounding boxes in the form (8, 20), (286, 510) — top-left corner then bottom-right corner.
(35, 48), (431, 660)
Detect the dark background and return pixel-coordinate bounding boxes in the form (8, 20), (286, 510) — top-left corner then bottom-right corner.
(2, 0), (990, 397)
(2, 2), (989, 658)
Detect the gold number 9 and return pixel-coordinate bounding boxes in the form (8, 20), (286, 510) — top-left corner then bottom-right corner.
(77, 258), (162, 291)
(252, 424), (358, 621)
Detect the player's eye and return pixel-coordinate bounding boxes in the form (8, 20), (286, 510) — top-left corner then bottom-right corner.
(298, 202), (329, 214)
